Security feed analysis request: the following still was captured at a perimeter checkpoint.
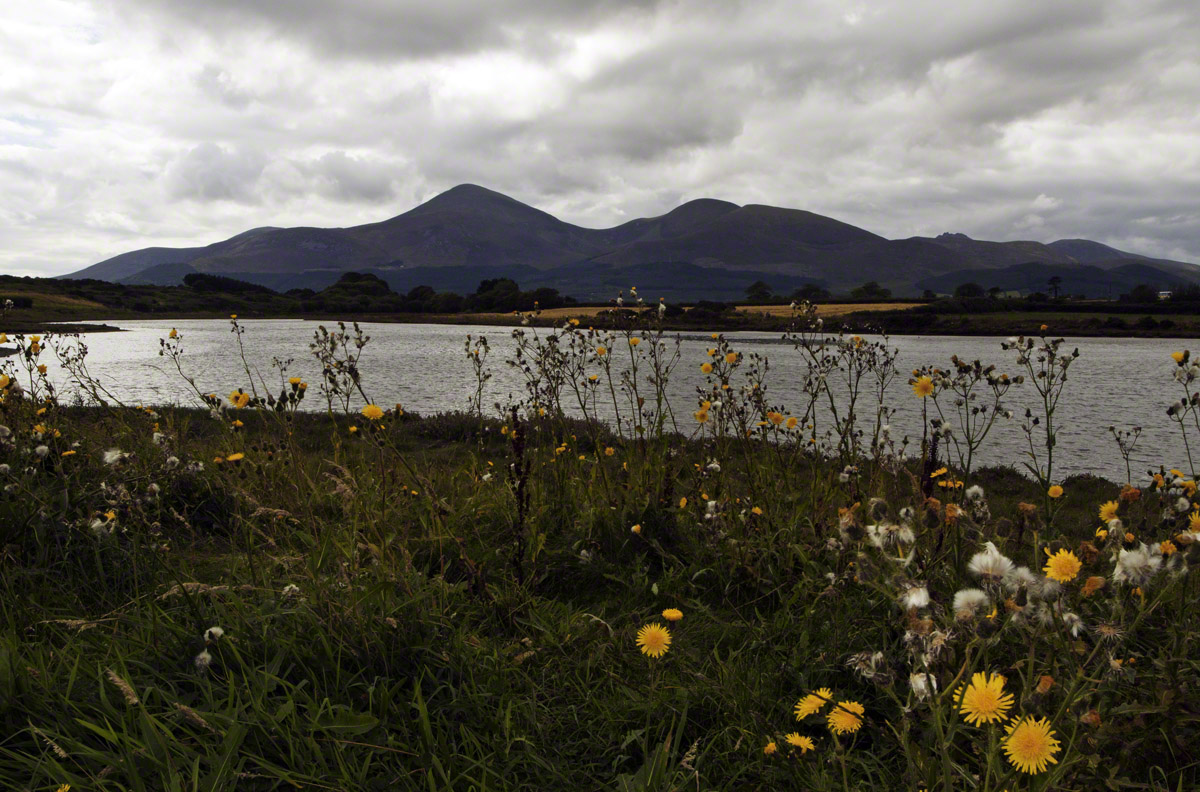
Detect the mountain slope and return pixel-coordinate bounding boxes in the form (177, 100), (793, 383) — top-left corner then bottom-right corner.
(63, 186), (1198, 296)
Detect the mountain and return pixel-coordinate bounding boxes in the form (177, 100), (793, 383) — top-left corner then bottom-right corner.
(62, 185), (1198, 298)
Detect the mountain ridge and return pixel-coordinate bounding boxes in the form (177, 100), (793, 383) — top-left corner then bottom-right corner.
(63, 184), (1198, 298)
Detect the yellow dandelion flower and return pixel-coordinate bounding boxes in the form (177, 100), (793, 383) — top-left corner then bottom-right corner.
(826, 701), (864, 735)
(631, 524), (642, 534)
(1047, 485), (1063, 499)
(784, 733), (815, 753)
(348, 426), (359, 434)
(725, 352), (738, 364)
(661, 608), (683, 622)
(597, 346), (607, 356)
(1098, 500), (1119, 522)
(763, 741), (777, 755)
(957, 672), (1014, 726)
(1172, 351), (1187, 365)
(168, 328), (178, 338)
(694, 409), (709, 423)
(604, 447), (615, 456)
(61, 450), (76, 457)
(1190, 511), (1200, 532)
(1043, 549), (1082, 583)
(288, 377), (302, 385)
(635, 623), (671, 658)
(1161, 540), (1177, 555)
(751, 506), (763, 516)
(1003, 716), (1060, 774)
(794, 688), (833, 719)
(361, 404), (384, 420)
(701, 362), (713, 373)
(226, 452), (245, 462)
(786, 416), (798, 429)
(629, 337), (641, 347)
(911, 376), (934, 398)
(37, 364), (47, 374)
(228, 390), (250, 409)
(679, 497), (687, 508)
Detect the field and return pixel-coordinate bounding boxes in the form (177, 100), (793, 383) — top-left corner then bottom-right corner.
(1, 315), (1199, 790)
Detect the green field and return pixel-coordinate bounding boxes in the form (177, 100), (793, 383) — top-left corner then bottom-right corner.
(0, 317), (1198, 790)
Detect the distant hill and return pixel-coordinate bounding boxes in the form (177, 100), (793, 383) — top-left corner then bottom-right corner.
(62, 185), (1198, 298)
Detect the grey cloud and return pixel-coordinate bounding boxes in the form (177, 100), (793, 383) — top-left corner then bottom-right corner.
(167, 143), (267, 202)
(112, 0), (665, 59)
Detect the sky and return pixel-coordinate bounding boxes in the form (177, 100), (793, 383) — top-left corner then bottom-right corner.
(1, 0), (1198, 277)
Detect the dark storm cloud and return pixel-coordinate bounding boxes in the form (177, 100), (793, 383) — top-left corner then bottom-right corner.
(0, 0), (1197, 276)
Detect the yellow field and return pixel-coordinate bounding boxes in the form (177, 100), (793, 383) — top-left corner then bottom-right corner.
(1, 290), (109, 310)
(737, 302), (921, 317)
(463, 303), (921, 323)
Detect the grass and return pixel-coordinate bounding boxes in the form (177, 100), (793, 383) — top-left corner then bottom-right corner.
(1, 319), (1199, 790)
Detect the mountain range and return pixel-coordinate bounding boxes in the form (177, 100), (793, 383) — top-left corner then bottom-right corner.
(62, 184), (1199, 300)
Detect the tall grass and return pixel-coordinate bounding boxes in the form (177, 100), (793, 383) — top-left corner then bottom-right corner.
(0, 307), (1197, 790)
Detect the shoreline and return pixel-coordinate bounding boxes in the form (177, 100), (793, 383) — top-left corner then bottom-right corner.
(8, 302), (1200, 338)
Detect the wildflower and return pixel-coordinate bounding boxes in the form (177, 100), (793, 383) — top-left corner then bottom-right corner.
(604, 447), (615, 457)
(899, 584), (930, 610)
(909, 672), (937, 700)
(361, 404), (384, 421)
(1036, 675), (1055, 694)
(826, 701), (864, 735)
(763, 741), (777, 755)
(1047, 485), (1063, 499)
(1160, 540), (1177, 555)
(165, 456), (180, 469)
(957, 672), (1014, 725)
(194, 650), (213, 671)
(953, 588), (990, 617)
(1003, 717), (1060, 774)
(348, 426), (358, 434)
(1079, 709), (1102, 728)
(679, 497), (687, 508)
(1098, 500), (1119, 522)
(694, 409), (709, 423)
(61, 450), (75, 457)
(1172, 351), (1187, 365)
(1081, 576), (1106, 597)
(1113, 544), (1162, 586)
(701, 362), (713, 373)
(629, 337), (641, 347)
(661, 608), (683, 622)
(34, 445), (49, 458)
(228, 390), (250, 409)
(204, 626), (225, 643)
(102, 448), (128, 466)
(930, 467), (948, 479)
(635, 623), (671, 658)
(596, 345), (607, 356)
(968, 542), (1014, 581)
(281, 583), (301, 597)
(631, 524), (642, 535)
(226, 452), (245, 462)
(750, 506), (763, 516)
(794, 688), (833, 719)
(965, 484), (985, 501)
(784, 733), (814, 753)
(911, 376), (934, 398)
(1043, 549), (1082, 583)
(725, 352), (738, 364)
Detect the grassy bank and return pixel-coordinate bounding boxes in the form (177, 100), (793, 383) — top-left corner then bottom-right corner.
(2, 315), (1200, 790)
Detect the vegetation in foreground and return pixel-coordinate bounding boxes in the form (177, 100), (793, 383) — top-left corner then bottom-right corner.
(1, 304), (1199, 790)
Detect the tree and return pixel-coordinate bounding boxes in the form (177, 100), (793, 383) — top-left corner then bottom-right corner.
(1121, 283), (1159, 304)
(849, 281), (891, 300)
(953, 282), (985, 298)
(793, 284), (831, 302)
(744, 280), (773, 302)
(987, 286), (1002, 299)
(1048, 275), (1062, 300)
(921, 289), (938, 300)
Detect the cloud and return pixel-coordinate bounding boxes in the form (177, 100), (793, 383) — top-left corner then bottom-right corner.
(0, 0), (1197, 277)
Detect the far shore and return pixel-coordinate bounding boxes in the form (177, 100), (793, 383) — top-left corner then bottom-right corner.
(7, 301), (1200, 338)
